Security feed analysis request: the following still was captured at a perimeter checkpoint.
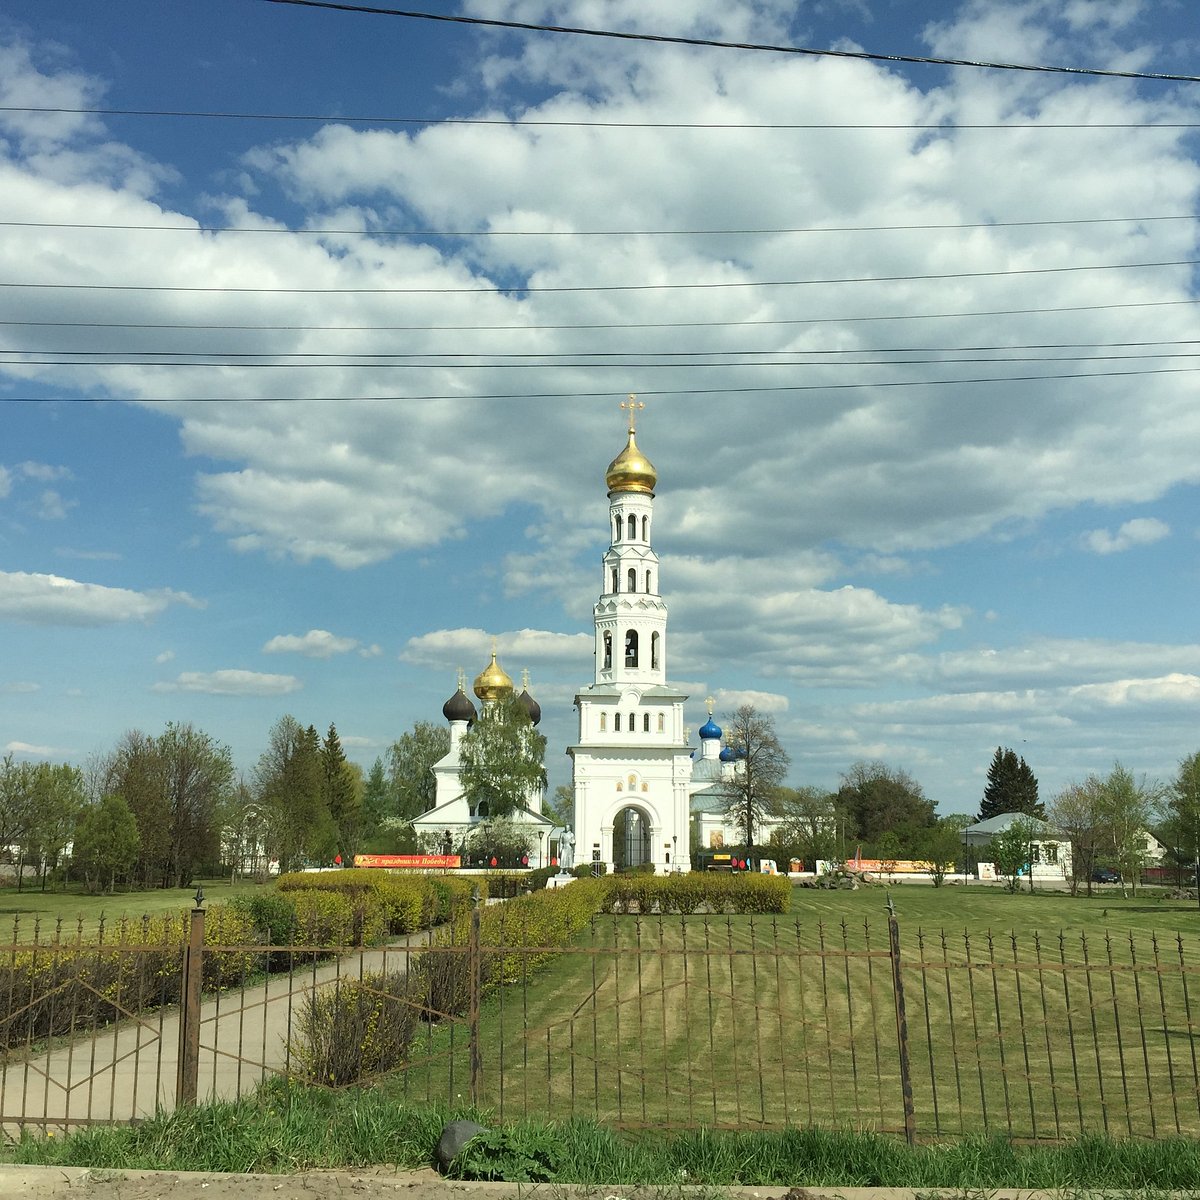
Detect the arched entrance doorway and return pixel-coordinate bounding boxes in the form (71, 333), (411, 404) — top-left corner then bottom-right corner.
(613, 805), (653, 870)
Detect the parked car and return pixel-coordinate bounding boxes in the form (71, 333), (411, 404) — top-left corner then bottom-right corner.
(1091, 868), (1122, 883)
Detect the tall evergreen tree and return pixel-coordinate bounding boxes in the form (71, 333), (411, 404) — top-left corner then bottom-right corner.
(321, 723), (361, 863)
(979, 746), (1044, 822)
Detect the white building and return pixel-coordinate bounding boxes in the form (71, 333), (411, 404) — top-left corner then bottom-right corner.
(962, 812), (1073, 881)
(568, 405), (755, 874)
(411, 657), (555, 866)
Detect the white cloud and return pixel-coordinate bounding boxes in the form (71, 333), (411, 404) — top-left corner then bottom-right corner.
(155, 650), (175, 664)
(0, 681), (39, 694)
(4, 741), (60, 757)
(0, 571), (201, 626)
(1083, 517), (1171, 555)
(714, 689), (790, 714)
(20, 462), (71, 482)
(262, 628), (360, 658)
(152, 670), (302, 696)
(36, 489), (74, 520)
(358, 643), (383, 659)
(401, 627), (593, 673)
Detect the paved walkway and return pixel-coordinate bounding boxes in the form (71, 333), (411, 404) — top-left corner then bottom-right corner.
(1, 940), (425, 1133)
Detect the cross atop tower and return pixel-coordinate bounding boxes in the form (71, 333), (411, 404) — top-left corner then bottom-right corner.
(705, 695), (715, 715)
(621, 394), (645, 433)
(522, 668), (531, 690)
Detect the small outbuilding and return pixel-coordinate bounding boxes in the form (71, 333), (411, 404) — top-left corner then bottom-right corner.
(961, 812), (1072, 881)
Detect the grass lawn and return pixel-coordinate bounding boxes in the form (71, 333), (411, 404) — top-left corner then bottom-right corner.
(400, 881), (1200, 1141)
(0, 877), (271, 938)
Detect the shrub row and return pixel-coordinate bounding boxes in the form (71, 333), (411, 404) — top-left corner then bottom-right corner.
(598, 872), (792, 915)
(0, 904), (258, 1049)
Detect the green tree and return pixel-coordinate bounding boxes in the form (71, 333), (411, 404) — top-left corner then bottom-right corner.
(73, 795), (140, 893)
(256, 716), (333, 871)
(837, 761), (935, 846)
(544, 784), (575, 828)
(0, 754), (39, 853)
(158, 722), (234, 887)
(771, 786), (838, 867)
(458, 696), (547, 820)
(991, 817), (1037, 893)
(1095, 761), (1162, 896)
(101, 731), (169, 886)
(719, 705), (790, 854)
(917, 816), (969, 887)
(1165, 751), (1200, 883)
(16, 763), (85, 891)
(1048, 778), (1105, 896)
(386, 721), (451, 822)
(321, 724), (361, 863)
(979, 746), (1044, 822)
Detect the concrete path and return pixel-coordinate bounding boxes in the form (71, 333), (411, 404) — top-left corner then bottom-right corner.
(1, 940), (424, 1134)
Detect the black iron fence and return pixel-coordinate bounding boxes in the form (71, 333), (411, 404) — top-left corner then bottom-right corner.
(2, 900), (1199, 1142)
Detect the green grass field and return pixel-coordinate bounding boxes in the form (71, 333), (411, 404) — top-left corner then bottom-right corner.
(0, 877), (269, 938)
(399, 882), (1200, 1141)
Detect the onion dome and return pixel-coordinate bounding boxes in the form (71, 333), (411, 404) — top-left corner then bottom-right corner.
(517, 687), (542, 726)
(442, 686), (477, 723)
(719, 746), (737, 763)
(605, 427), (657, 495)
(473, 650), (514, 701)
(699, 717), (722, 740)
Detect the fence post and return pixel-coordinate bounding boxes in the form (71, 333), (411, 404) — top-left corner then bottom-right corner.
(468, 886), (482, 1106)
(176, 888), (206, 1108)
(886, 895), (917, 1144)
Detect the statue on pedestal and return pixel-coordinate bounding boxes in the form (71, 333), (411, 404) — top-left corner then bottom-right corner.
(558, 827), (575, 872)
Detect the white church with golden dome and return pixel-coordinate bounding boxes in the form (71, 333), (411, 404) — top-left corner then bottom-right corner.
(413, 400), (751, 873)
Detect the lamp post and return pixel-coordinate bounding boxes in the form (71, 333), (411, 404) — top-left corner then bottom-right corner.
(538, 828), (545, 870)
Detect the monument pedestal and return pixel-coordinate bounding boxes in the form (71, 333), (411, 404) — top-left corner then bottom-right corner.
(546, 871), (576, 889)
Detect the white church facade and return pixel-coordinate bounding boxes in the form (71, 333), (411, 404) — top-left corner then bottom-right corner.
(412, 404), (779, 873)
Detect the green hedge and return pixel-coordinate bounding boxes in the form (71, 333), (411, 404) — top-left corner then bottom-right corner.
(600, 873), (791, 915)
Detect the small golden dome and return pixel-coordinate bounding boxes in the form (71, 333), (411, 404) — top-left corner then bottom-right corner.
(605, 428), (657, 495)
(473, 649), (514, 701)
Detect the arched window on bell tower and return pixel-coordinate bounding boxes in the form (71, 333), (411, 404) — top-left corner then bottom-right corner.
(603, 631), (612, 669)
(651, 632), (660, 669)
(627, 567), (636, 592)
(627, 514), (636, 539)
(645, 570), (653, 593)
(641, 515), (648, 540)
(624, 630), (638, 667)
(614, 516), (622, 541)
(611, 568), (618, 594)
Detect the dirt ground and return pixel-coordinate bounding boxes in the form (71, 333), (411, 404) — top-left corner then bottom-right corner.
(0, 1166), (1072, 1200)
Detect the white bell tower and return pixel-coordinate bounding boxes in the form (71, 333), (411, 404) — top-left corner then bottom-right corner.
(568, 398), (695, 875)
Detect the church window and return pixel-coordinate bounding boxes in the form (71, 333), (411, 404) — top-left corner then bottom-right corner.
(641, 515), (648, 540)
(614, 516), (622, 541)
(603, 631), (612, 669)
(627, 514), (636, 539)
(625, 630), (638, 666)
(627, 568), (636, 592)
(643, 712), (650, 732)
(651, 631), (660, 669)
(611, 568), (618, 594)
(629, 711), (636, 730)
(615, 712), (622, 732)
(657, 712), (665, 733)
(645, 570), (652, 593)
(599, 712), (607, 732)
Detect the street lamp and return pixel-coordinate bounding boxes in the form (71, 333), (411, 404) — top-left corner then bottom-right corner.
(537, 829), (545, 870)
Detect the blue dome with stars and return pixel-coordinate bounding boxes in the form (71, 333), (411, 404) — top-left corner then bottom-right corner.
(699, 717), (722, 740)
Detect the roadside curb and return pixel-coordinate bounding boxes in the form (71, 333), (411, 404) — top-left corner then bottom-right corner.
(0, 1166), (1153, 1200)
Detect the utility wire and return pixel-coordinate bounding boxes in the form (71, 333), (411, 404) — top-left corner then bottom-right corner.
(2, 257), (1194, 295)
(4, 214), (1194, 238)
(5, 341), (1198, 359)
(8, 364), (1199, 403)
(2, 104), (1196, 131)
(259, 0), (1200, 85)
(1, 298), (1194, 334)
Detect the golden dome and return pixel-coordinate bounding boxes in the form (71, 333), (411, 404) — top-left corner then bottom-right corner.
(473, 649), (514, 701)
(605, 428), (657, 495)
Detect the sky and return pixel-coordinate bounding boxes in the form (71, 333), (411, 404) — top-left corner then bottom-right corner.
(1, 0), (1198, 816)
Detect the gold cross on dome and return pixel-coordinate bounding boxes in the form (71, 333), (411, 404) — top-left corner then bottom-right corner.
(705, 695), (715, 715)
(620, 394), (645, 433)
(457, 668), (465, 692)
(522, 668), (530, 689)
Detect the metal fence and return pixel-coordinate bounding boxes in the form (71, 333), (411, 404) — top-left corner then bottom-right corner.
(2, 899), (1199, 1142)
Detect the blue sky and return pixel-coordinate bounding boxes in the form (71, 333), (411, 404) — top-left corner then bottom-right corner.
(1, 0), (1198, 815)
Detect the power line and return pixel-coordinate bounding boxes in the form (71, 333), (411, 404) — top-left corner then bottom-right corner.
(2, 298), (1195, 334)
(4, 340), (1197, 359)
(259, 0), (1200, 85)
(2, 257), (1194, 295)
(2, 104), (1195, 131)
(7, 364), (1199, 403)
(5, 214), (1194, 238)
